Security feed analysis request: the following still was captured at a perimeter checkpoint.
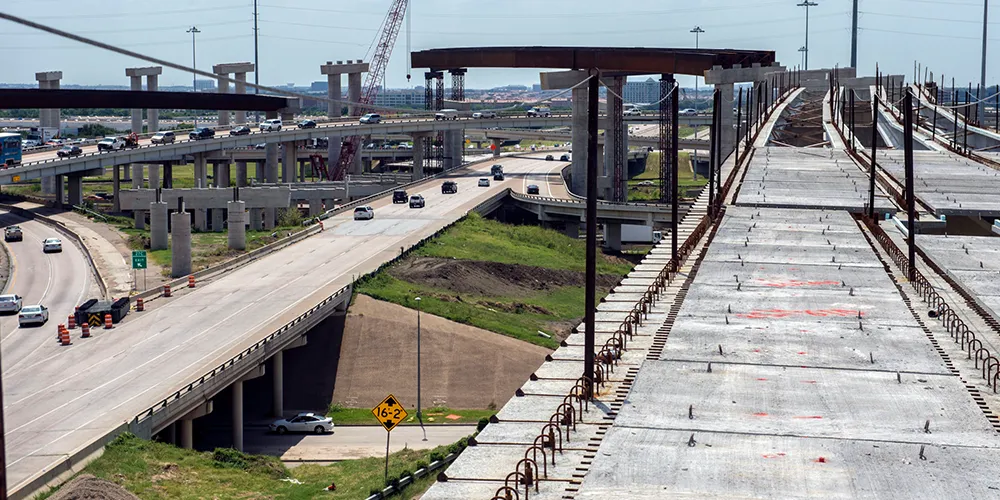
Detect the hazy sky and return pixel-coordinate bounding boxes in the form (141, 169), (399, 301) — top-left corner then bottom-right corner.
(1, 0), (996, 90)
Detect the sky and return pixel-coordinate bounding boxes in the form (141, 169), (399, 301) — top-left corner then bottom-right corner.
(1, 0), (997, 90)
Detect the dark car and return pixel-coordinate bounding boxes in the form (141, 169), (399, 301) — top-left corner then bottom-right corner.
(4, 226), (22, 242)
(297, 120), (317, 129)
(57, 145), (83, 158)
(526, 184), (540, 195)
(189, 127), (215, 140)
(560, 154), (570, 161)
(545, 155), (554, 161)
(230, 126), (252, 136)
(493, 172), (504, 181)
(392, 190), (408, 204)
(441, 181), (458, 194)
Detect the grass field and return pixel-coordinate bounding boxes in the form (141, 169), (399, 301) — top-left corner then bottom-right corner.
(630, 151), (707, 202)
(355, 213), (633, 348)
(328, 405), (494, 426)
(39, 433), (465, 500)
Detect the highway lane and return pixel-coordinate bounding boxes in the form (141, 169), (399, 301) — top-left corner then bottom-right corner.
(0, 212), (97, 375)
(0, 156), (569, 494)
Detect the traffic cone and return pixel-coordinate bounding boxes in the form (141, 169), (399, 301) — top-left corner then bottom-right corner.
(188, 275), (196, 288)
(67, 314), (76, 329)
(163, 284), (171, 297)
(104, 313), (113, 329)
(81, 322), (91, 338)
(136, 298), (144, 312)
(59, 325), (70, 345)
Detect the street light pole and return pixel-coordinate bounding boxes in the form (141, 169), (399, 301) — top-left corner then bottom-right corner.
(979, 0), (989, 125)
(415, 296), (426, 441)
(797, 1), (819, 70)
(253, 0), (260, 124)
(691, 27), (705, 111)
(187, 26), (200, 127)
(799, 46), (807, 70)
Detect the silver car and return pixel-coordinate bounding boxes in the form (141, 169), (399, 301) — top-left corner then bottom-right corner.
(42, 238), (62, 253)
(0, 294), (22, 314)
(18, 305), (48, 326)
(270, 412), (335, 435)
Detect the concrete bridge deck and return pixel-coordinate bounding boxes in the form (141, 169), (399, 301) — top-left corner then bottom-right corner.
(876, 150), (1000, 217)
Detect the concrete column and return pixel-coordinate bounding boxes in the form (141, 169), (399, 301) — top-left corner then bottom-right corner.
(236, 161), (248, 187)
(255, 162), (264, 184)
(348, 72), (362, 116)
(149, 164), (160, 190)
(195, 209), (207, 232)
(211, 164), (220, 188)
(272, 351), (284, 417)
(218, 163), (231, 188)
(571, 86), (589, 195)
(194, 154), (208, 188)
(308, 198), (323, 217)
(443, 131), (459, 170)
(123, 161), (132, 182)
(298, 160), (306, 183)
(147, 74), (159, 133)
(179, 419), (193, 449)
(67, 175), (83, 207)
(212, 208), (224, 233)
(716, 83), (736, 157)
(232, 380), (244, 451)
(563, 221), (580, 239)
(412, 134), (425, 181)
(604, 222), (622, 252)
(263, 208), (275, 230)
(131, 164), (143, 189)
(492, 139), (502, 157)
(250, 208), (263, 231)
(228, 200), (246, 250)
(163, 163), (173, 188)
(352, 148), (363, 175)
(112, 166), (121, 212)
(233, 73), (247, 125)
(36, 72), (62, 132)
(170, 210), (192, 277)
(217, 73), (231, 127)
(327, 73), (343, 117)
(40, 176), (55, 195)
(54, 175), (64, 208)
(150, 201), (169, 250)
(328, 136), (343, 173)
(265, 144), (279, 183)
(130, 76), (143, 134)
(281, 142), (296, 183)
(165, 422), (176, 446)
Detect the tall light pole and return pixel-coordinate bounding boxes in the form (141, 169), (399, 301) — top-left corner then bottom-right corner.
(414, 296), (426, 441)
(253, 0), (260, 124)
(797, 1), (819, 70)
(799, 46), (807, 70)
(979, 0), (989, 125)
(851, 0), (859, 68)
(691, 26), (705, 111)
(187, 26), (200, 127)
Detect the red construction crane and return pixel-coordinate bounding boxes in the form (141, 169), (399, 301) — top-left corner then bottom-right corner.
(330, 0), (409, 181)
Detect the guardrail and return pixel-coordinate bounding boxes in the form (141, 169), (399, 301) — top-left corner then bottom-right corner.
(365, 451), (461, 500)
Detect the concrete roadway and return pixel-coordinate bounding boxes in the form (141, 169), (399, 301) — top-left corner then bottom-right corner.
(0, 212), (96, 375)
(0, 156), (572, 494)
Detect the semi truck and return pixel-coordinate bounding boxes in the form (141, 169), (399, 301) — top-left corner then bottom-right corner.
(621, 224), (663, 244)
(24, 126), (59, 147)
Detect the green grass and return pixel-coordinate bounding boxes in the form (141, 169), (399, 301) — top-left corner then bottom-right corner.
(40, 432), (463, 500)
(411, 212), (631, 276)
(630, 151), (706, 202)
(328, 405), (495, 426)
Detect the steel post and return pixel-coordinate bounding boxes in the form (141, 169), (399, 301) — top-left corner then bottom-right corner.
(870, 93), (879, 221)
(658, 77), (670, 203)
(735, 88), (743, 163)
(670, 82), (679, 271)
(903, 90), (916, 281)
(708, 89), (718, 216)
(584, 71), (599, 398)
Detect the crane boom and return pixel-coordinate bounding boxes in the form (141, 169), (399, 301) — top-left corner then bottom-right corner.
(331, 0), (409, 180)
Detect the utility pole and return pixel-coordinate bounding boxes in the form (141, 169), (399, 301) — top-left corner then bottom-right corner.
(851, 0), (859, 68)
(799, 46), (807, 70)
(798, 1), (819, 70)
(980, 0), (989, 125)
(253, 0), (260, 124)
(691, 26), (705, 111)
(187, 26), (200, 127)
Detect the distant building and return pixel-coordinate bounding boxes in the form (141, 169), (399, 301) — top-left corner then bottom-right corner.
(623, 77), (659, 105)
(194, 79), (216, 91)
(532, 84), (542, 92)
(310, 81), (328, 92)
(373, 88), (425, 108)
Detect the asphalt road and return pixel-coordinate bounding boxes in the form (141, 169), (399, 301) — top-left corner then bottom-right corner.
(0, 211), (96, 375)
(1, 156), (568, 494)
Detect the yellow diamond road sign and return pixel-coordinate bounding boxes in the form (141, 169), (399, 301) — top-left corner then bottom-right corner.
(372, 394), (408, 432)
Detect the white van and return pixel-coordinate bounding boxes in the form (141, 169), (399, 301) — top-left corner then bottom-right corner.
(260, 119), (283, 132)
(435, 109), (459, 121)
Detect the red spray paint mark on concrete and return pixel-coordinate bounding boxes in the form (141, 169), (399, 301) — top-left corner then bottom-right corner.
(753, 412), (769, 417)
(813, 457), (827, 463)
(762, 453), (787, 459)
(798, 351), (808, 355)
(793, 416), (824, 419)
(737, 309), (863, 320)
(756, 378), (769, 381)
(801, 380), (817, 384)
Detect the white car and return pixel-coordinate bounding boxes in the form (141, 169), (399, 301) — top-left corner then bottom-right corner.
(270, 412), (335, 435)
(18, 305), (48, 326)
(360, 113), (382, 124)
(473, 111), (497, 119)
(97, 137), (126, 151)
(434, 109), (459, 121)
(680, 109), (698, 116)
(353, 206), (374, 220)
(150, 131), (175, 144)
(478, 178), (491, 187)
(260, 119), (283, 132)
(624, 108), (642, 116)
(42, 238), (62, 253)
(0, 294), (22, 313)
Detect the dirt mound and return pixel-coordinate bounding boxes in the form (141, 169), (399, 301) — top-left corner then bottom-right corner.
(390, 257), (621, 296)
(49, 474), (139, 500)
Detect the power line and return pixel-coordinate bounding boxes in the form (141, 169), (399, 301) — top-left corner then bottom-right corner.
(859, 10), (999, 24)
(27, 3), (248, 20)
(0, 20), (248, 37)
(860, 26), (1000, 42)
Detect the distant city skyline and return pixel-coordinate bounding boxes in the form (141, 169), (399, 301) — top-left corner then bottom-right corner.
(1, 0), (996, 91)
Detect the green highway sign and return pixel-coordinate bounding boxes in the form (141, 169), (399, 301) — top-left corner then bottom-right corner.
(131, 250), (147, 270)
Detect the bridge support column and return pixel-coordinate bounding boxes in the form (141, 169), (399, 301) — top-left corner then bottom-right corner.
(212, 208), (224, 233)
(233, 72), (248, 126)
(194, 209), (207, 232)
(163, 162), (173, 188)
(217, 162), (230, 188)
(716, 83), (735, 156)
(255, 161), (264, 184)
(563, 221), (580, 239)
(131, 164), (143, 189)
(170, 209), (192, 277)
(272, 351), (284, 417)
(327, 136), (343, 177)
(492, 139), (502, 157)
(67, 174), (83, 207)
(249, 208), (263, 231)
(40, 176), (55, 196)
(112, 165), (121, 212)
(282, 142), (296, 183)
(228, 200), (246, 250)
(149, 164), (160, 190)
(263, 208), (275, 230)
(179, 419), (193, 450)
(134, 210), (145, 230)
(571, 85), (588, 195)
(194, 154), (208, 188)
(126, 66), (162, 134)
(150, 201), (169, 251)
(215, 74), (231, 128)
(265, 143), (279, 183)
(211, 164), (220, 188)
(236, 161), (248, 187)
(231, 365), (264, 452)
(309, 198), (323, 217)
(412, 133), (428, 180)
(147, 74), (159, 132)
(35, 71), (62, 139)
(129, 76), (143, 134)
(348, 69), (362, 118)
(54, 175), (64, 208)
(604, 222), (622, 252)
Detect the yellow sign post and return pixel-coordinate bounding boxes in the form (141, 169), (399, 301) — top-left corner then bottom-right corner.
(373, 394), (408, 484)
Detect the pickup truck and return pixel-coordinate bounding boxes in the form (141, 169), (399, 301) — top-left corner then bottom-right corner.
(473, 111), (497, 119)
(97, 137), (127, 152)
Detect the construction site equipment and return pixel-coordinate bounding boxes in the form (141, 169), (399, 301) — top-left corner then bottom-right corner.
(75, 297), (130, 327)
(309, 154), (330, 181)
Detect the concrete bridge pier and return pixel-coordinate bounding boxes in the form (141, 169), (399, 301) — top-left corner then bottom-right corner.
(412, 133), (427, 180)
(211, 207), (224, 233)
(265, 143), (279, 183)
(112, 166), (122, 212)
(216, 162), (230, 188)
(231, 366), (265, 452)
(131, 164), (143, 189)
(125, 66), (163, 134)
(41, 176), (55, 196)
(178, 401), (213, 450)
(227, 200), (246, 250)
(492, 139), (502, 157)
(67, 174), (83, 207)
(263, 207), (275, 230)
(53, 175), (64, 208)
(162, 162), (173, 188)
(150, 201), (168, 250)
(308, 198), (323, 217)
(272, 351), (284, 417)
(194, 154), (208, 188)
(281, 142), (296, 183)
(236, 161), (248, 187)
(604, 222), (622, 251)
(562, 221), (580, 239)
(254, 162), (264, 184)
(170, 209), (192, 277)
(35, 71), (62, 140)
(149, 164), (160, 190)
(213, 63), (255, 128)
(249, 208), (263, 231)
(194, 210), (207, 232)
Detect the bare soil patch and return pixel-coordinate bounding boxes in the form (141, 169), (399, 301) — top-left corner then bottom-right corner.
(390, 257), (621, 297)
(48, 474), (139, 500)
